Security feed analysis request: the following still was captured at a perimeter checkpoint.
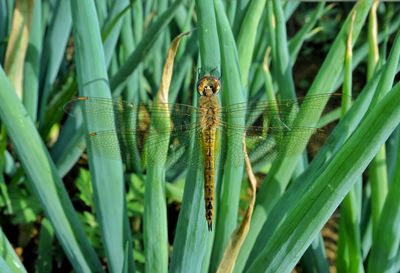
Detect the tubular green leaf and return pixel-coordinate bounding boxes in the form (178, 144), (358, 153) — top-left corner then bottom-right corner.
(236, 0), (267, 89)
(367, 30), (400, 273)
(38, 0), (72, 123)
(272, 0), (295, 99)
(196, 0), (220, 70)
(36, 218), (54, 273)
(170, 83), (213, 273)
(336, 12), (363, 273)
(23, 0), (41, 122)
(143, 103), (170, 273)
(368, 132), (400, 272)
(210, 0), (246, 271)
(0, 228), (27, 273)
(70, 1), (131, 272)
(0, 67), (103, 273)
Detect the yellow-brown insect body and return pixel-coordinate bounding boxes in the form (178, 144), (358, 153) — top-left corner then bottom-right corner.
(197, 75), (221, 231)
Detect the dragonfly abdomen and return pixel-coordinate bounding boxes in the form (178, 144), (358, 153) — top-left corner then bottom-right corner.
(202, 127), (216, 231)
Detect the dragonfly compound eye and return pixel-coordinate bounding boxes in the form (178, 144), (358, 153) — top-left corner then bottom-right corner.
(211, 77), (221, 94)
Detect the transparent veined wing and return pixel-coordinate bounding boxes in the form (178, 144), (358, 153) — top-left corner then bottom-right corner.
(65, 93), (344, 170)
(65, 97), (206, 170)
(216, 93), (344, 166)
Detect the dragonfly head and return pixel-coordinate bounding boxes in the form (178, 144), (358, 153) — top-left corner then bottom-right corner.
(197, 75), (221, 97)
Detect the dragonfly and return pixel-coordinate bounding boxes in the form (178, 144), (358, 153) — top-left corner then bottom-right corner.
(66, 72), (343, 231)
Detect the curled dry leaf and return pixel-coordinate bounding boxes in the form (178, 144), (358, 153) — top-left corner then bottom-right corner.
(216, 134), (257, 273)
(156, 31), (191, 104)
(4, 0), (35, 98)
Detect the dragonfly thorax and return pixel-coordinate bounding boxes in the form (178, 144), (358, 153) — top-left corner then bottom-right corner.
(199, 95), (220, 129)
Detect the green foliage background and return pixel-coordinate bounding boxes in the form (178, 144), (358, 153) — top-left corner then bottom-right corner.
(0, 0), (400, 273)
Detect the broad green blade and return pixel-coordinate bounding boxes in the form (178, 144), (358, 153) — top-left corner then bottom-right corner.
(70, 1), (133, 272)
(0, 67), (103, 273)
(210, 1), (246, 271)
(0, 228), (27, 273)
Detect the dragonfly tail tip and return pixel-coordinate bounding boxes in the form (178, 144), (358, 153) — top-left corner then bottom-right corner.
(208, 222), (212, 232)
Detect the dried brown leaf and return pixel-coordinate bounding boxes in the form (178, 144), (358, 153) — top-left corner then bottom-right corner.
(156, 31), (191, 104)
(4, 0), (35, 98)
(216, 135), (257, 273)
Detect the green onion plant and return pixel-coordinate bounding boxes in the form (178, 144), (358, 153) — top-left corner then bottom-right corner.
(0, 1), (399, 272)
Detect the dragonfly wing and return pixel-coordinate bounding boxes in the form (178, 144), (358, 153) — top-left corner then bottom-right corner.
(85, 130), (128, 160)
(65, 97), (198, 131)
(84, 124), (205, 172)
(246, 126), (324, 164)
(69, 97), (207, 172)
(217, 94), (344, 167)
(144, 123), (205, 170)
(221, 123), (325, 167)
(220, 93), (346, 129)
